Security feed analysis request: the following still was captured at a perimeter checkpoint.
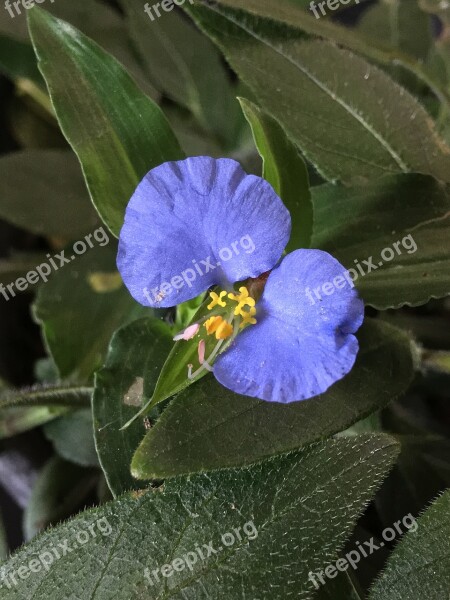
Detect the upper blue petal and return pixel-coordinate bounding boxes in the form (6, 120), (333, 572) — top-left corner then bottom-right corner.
(117, 157), (291, 307)
(213, 249), (364, 403)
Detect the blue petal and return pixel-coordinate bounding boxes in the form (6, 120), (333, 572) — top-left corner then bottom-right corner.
(117, 157), (291, 307)
(213, 249), (364, 403)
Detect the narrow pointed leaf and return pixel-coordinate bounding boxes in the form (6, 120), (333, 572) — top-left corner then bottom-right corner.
(239, 97), (312, 249)
(27, 7), (183, 236)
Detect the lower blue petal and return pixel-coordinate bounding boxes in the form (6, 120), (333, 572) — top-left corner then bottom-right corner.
(213, 249), (364, 403)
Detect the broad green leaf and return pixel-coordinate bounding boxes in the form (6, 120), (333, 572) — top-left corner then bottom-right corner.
(24, 457), (98, 540)
(370, 489), (450, 600)
(239, 97), (312, 249)
(44, 409), (99, 467)
(132, 320), (413, 479)
(312, 173), (450, 309)
(187, 0), (450, 108)
(0, 150), (98, 238)
(33, 244), (147, 382)
(93, 318), (173, 497)
(28, 7), (184, 236)
(0, 383), (91, 438)
(186, 1), (450, 183)
(121, 0), (243, 149)
(0, 435), (398, 599)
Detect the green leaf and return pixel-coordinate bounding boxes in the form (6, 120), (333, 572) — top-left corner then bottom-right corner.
(48, 0), (159, 100)
(93, 318), (173, 497)
(0, 435), (398, 599)
(121, 0), (243, 149)
(0, 150), (99, 238)
(27, 7), (184, 236)
(312, 173), (450, 309)
(186, 0), (450, 108)
(44, 409), (99, 467)
(369, 489), (450, 600)
(33, 244), (147, 382)
(186, 1), (450, 183)
(131, 320), (413, 479)
(24, 456), (98, 541)
(238, 97), (312, 249)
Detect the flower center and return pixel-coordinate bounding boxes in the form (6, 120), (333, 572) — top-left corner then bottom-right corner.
(205, 286), (257, 339)
(175, 285), (258, 381)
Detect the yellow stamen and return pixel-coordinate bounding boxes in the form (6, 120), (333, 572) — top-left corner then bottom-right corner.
(228, 286), (250, 303)
(204, 316), (233, 340)
(228, 286), (255, 317)
(240, 306), (257, 328)
(207, 290), (227, 310)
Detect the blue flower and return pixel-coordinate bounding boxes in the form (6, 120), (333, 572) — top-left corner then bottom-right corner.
(118, 157), (364, 404)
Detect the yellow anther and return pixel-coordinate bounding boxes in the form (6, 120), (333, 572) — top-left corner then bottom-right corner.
(204, 316), (233, 340)
(205, 316), (221, 335)
(216, 321), (233, 339)
(228, 286), (250, 303)
(240, 306), (257, 328)
(228, 286), (256, 317)
(207, 290), (227, 310)
(235, 297), (255, 317)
